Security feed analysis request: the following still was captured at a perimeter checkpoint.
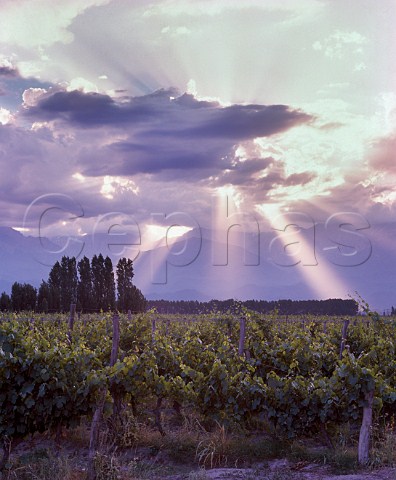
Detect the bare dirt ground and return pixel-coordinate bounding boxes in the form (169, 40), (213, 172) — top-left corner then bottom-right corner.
(167, 464), (396, 480)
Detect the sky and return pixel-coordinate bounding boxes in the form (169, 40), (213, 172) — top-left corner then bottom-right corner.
(0, 0), (395, 303)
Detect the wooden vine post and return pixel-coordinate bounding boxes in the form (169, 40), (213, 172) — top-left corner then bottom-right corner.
(151, 317), (156, 343)
(358, 390), (374, 464)
(87, 314), (120, 480)
(339, 319), (350, 359)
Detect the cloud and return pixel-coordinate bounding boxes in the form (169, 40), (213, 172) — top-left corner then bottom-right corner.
(206, 150), (317, 214)
(213, 157), (273, 186)
(0, 122), (140, 230)
(144, 0), (321, 18)
(0, 0), (391, 236)
(24, 89), (121, 124)
(67, 77), (99, 93)
(25, 89), (313, 137)
(313, 30), (368, 59)
(368, 134), (396, 174)
(0, 66), (19, 77)
(0, 86), (319, 229)
(285, 171), (316, 186)
(354, 62), (367, 72)
(0, 66), (53, 112)
(100, 175), (139, 200)
(0, 108), (13, 124)
(186, 104), (312, 140)
(22, 88), (47, 107)
(161, 25), (191, 36)
(94, 139), (230, 178)
(0, 0), (111, 48)
(22, 88), (313, 184)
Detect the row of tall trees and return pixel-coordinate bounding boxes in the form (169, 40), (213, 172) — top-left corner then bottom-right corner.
(0, 255), (147, 313)
(0, 283), (37, 312)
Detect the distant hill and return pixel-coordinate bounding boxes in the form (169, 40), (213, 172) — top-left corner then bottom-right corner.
(0, 227), (60, 293)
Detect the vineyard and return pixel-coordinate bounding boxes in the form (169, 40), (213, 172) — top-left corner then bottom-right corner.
(1, 308), (396, 478)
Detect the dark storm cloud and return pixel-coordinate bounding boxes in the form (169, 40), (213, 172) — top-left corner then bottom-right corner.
(215, 157), (272, 186)
(25, 89), (314, 141)
(174, 93), (219, 109)
(81, 137), (232, 179)
(25, 88), (180, 125)
(26, 90), (127, 124)
(0, 66), (19, 77)
(211, 156), (317, 207)
(185, 104), (313, 140)
(285, 172), (316, 186)
(108, 141), (218, 171)
(23, 88), (315, 186)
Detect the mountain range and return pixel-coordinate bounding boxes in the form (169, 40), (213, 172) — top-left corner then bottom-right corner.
(0, 222), (395, 312)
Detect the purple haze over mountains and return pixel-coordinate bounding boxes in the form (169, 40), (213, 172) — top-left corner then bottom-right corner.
(0, 223), (395, 313)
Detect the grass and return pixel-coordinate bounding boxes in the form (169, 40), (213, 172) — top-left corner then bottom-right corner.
(370, 415), (396, 468)
(3, 448), (77, 480)
(3, 409), (396, 479)
(286, 438), (359, 475)
(195, 423), (231, 468)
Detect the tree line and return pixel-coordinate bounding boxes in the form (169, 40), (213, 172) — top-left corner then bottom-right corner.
(148, 298), (359, 316)
(0, 255), (147, 313)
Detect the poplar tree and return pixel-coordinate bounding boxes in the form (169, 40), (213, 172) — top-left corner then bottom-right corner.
(91, 254), (105, 310)
(91, 254), (115, 311)
(0, 292), (11, 311)
(10, 282), (37, 311)
(116, 257), (146, 312)
(77, 256), (92, 312)
(116, 258), (134, 312)
(37, 280), (50, 312)
(48, 261), (62, 311)
(103, 256), (116, 311)
(60, 256), (77, 311)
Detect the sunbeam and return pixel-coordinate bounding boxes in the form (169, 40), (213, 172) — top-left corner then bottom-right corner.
(259, 205), (351, 299)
